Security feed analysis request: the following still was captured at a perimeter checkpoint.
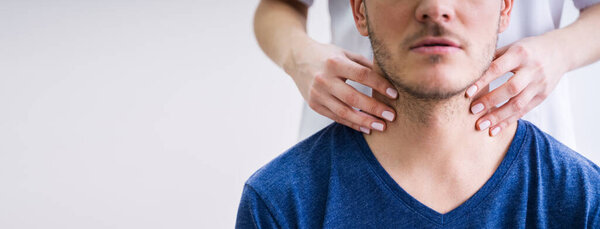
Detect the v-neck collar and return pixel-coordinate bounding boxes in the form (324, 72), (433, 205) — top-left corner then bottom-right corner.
(351, 120), (528, 225)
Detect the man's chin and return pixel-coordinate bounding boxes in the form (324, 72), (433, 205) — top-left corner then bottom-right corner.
(397, 84), (467, 100)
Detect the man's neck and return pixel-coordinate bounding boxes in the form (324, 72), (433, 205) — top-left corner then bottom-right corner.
(362, 73), (518, 213)
(366, 88), (517, 165)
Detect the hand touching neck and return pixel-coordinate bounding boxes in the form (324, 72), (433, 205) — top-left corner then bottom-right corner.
(363, 65), (518, 181)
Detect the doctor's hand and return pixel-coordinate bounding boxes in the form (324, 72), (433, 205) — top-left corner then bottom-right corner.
(284, 40), (398, 134)
(465, 36), (567, 136)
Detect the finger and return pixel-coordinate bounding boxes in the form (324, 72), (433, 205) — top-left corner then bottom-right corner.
(475, 83), (538, 134)
(494, 45), (510, 59)
(307, 86), (371, 133)
(488, 95), (545, 137)
(321, 93), (387, 132)
(487, 112), (520, 137)
(314, 103), (370, 134)
(344, 50), (373, 68)
(325, 56), (398, 99)
(470, 69), (532, 115)
(465, 45), (524, 98)
(329, 80), (396, 122)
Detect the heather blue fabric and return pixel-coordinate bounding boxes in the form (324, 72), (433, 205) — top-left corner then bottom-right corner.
(236, 120), (600, 228)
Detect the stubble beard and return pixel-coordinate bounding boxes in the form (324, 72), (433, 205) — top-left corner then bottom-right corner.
(368, 23), (497, 101)
(364, 11), (499, 123)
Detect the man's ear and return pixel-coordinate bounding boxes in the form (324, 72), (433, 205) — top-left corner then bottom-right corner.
(498, 0), (514, 33)
(350, 0), (369, 36)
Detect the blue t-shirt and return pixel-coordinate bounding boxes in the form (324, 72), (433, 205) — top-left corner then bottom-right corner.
(236, 120), (600, 228)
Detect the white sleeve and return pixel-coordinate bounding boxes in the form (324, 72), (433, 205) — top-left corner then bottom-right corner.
(297, 0), (314, 7)
(572, 0), (600, 10)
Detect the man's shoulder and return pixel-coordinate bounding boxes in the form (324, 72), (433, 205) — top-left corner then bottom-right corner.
(517, 120), (600, 224)
(522, 120), (599, 173)
(521, 120), (600, 191)
(237, 123), (362, 227)
(245, 123), (354, 196)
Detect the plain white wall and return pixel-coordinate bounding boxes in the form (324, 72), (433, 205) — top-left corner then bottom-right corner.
(0, 0), (597, 228)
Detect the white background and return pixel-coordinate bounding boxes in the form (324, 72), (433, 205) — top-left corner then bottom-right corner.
(0, 0), (598, 228)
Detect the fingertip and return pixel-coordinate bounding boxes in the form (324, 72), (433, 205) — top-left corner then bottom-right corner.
(466, 85), (478, 98)
(471, 103), (485, 115)
(371, 122), (385, 132)
(386, 88), (398, 99)
(490, 126), (501, 136)
(359, 126), (371, 134)
(382, 110), (395, 122)
(477, 120), (491, 131)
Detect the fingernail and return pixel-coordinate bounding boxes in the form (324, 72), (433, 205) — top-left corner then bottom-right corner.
(478, 120), (491, 130)
(382, 111), (395, 122)
(466, 85), (477, 97)
(386, 88), (398, 98)
(371, 122), (384, 131)
(360, 127), (371, 134)
(491, 127), (501, 136)
(471, 103), (484, 114)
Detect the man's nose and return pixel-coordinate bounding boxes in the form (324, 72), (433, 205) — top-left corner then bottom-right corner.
(415, 1), (455, 23)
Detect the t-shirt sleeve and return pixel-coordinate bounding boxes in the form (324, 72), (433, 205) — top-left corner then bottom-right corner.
(235, 184), (280, 229)
(572, 0), (600, 10)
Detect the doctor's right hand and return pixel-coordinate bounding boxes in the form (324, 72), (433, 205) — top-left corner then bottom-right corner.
(283, 40), (398, 134)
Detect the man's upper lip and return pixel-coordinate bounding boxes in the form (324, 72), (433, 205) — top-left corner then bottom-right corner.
(410, 37), (461, 49)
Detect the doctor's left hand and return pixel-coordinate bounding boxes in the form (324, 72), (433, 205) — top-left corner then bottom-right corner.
(464, 35), (568, 136)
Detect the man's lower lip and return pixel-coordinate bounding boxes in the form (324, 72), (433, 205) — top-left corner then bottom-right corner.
(411, 46), (461, 54)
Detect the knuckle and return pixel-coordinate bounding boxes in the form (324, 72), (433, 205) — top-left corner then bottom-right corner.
(307, 99), (319, 110)
(531, 96), (544, 106)
(487, 62), (501, 76)
(307, 88), (321, 103)
(325, 56), (341, 69)
(530, 61), (545, 76)
(365, 102), (379, 114)
(313, 73), (327, 85)
(507, 81), (523, 95)
(354, 68), (369, 82)
(343, 93), (360, 106)
(513, 44), (529, 59)
(308, 87), (318, 98)
(512, 98), (526, 111)
(336, 107), (350, 119)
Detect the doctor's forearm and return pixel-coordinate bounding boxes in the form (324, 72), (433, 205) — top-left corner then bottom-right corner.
(254, 0), (312, 71)
(545, 3), (600, 72)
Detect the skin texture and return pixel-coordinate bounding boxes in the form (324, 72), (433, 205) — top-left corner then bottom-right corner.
(253, 0), (600, 136)
(352, 0), (516, 214)
(467, 3), (600, 136)
(254, 0), (398, 134)
(365, 0), (497, 101)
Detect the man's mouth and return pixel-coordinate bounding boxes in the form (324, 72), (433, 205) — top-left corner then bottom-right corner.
(410, 37), (461, 49)
(410, 37), (461, 54)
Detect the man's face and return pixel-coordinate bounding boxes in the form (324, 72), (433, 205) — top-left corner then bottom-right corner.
(352, 0), (512, 100)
